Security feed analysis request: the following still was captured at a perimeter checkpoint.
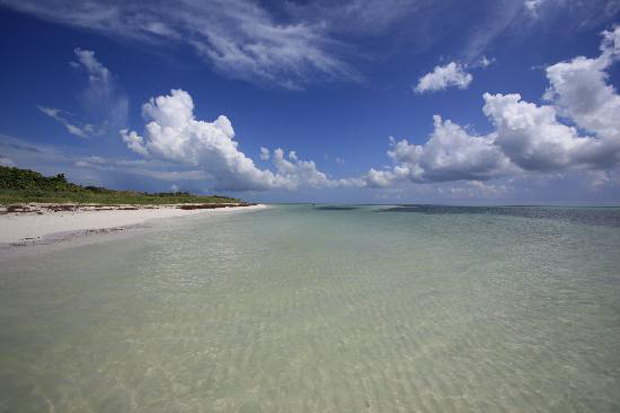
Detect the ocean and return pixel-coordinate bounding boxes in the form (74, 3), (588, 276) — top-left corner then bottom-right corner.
(1, 204), (619, 412)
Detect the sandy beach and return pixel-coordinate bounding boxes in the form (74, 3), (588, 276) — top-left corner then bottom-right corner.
(0, 203), (266, 245)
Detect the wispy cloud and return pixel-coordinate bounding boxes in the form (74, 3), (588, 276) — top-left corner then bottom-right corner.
(36, 105), (97, 138)
(0, 133), (80, 170)
(2, 0), (617, 90)
(0, 0), (359, 90)
(37, 48), (127, 138)
(523, 0), (620, 28)
(74, 156), (210, 182)
(524, 0), (547, 17)
(0, 155), (15, 166)
(0, 133), (213, 191)
(71, 48), (128, 127)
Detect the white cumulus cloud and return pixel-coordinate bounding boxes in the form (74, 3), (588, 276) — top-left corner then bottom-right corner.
(259, 147), (270, 160)
(483, 93), (618, 171)
(543, 26), (620, 140)
(121, 89), (279, 191)
(115, 28), (620, 194)
(368, 27), (620, 188)
(272, 148), (340, 189)
(121, 89), (353, 191)
(414, 61), (473, 93)
(364, 115), (512, 187)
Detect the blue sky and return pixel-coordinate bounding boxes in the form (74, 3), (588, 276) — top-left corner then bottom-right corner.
(0, 0), (619, 204)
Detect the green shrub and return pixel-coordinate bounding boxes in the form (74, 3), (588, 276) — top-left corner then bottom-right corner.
(0, 166), (241, 205)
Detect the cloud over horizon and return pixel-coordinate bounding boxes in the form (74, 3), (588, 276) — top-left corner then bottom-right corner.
(120, 89), (357, 191)
(2, 2), (620, 202)
(119, 22), (620, 195)
(18, 26), (620, 197)
(366, 27), (620, 187)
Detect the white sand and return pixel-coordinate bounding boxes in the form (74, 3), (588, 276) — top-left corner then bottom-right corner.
(0, 204), (266, 244)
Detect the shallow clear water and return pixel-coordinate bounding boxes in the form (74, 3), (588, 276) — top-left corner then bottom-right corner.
(1, 205), (620, 412)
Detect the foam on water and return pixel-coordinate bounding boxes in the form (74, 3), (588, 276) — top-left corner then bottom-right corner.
(1, 205), (619, 412)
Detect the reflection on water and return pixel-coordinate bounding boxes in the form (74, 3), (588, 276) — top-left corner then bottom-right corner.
(313, 205), (358, 211)
(383, 204), (620, 227)
(1, 205), (619, 412)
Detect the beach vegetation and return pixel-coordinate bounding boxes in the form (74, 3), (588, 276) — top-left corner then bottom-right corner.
(0, 166), (240, 205)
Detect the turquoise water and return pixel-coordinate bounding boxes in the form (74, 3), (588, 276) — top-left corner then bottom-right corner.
(1, 204), (620, 412)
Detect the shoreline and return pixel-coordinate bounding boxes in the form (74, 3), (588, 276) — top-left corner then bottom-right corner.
(0, 203), (267, 247)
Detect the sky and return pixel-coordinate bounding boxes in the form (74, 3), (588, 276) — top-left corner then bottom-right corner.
(0, 0), (619, 204)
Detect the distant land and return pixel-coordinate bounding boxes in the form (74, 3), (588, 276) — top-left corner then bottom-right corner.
(0, 166), (243, 207)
